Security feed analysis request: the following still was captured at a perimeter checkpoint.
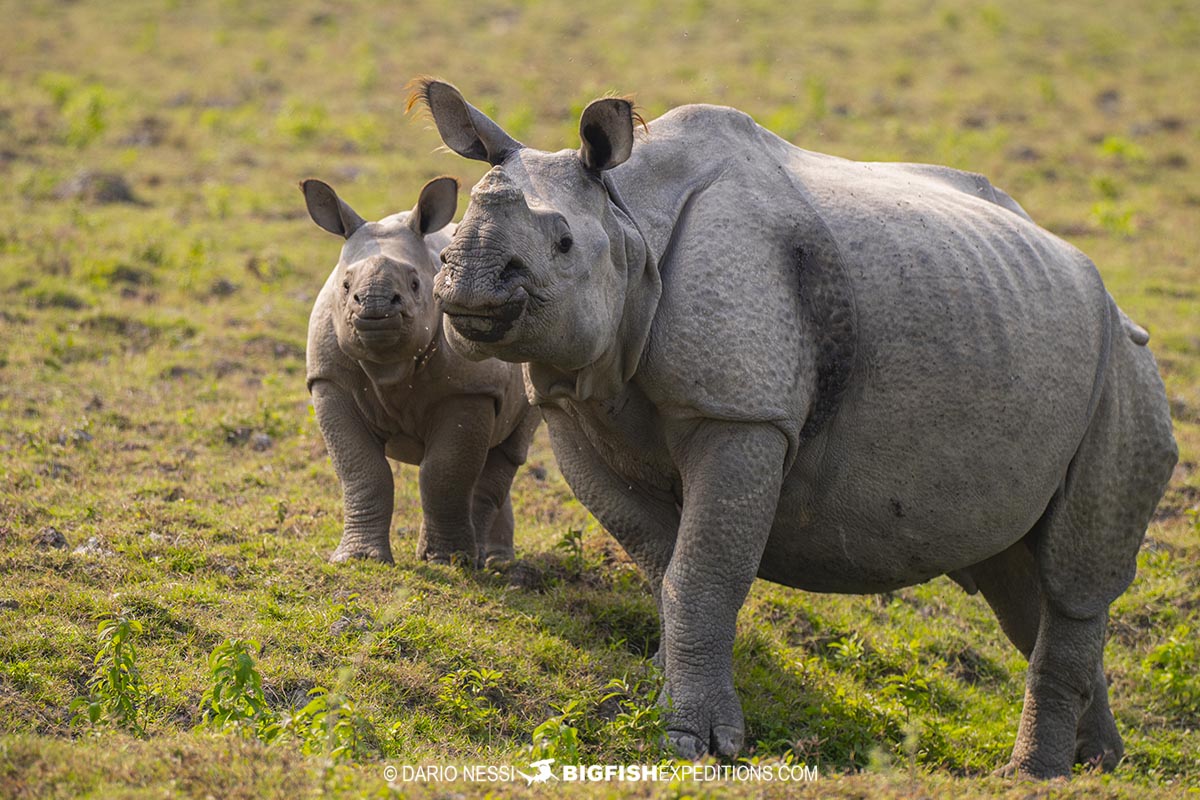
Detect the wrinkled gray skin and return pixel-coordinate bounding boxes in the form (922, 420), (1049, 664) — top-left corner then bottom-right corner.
(303, 176), (536, 566)
(414, 79), (1177, 778)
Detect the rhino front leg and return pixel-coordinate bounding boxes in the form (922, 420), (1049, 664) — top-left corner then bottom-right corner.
(543, 407), (680, 660)
(311, 380), (394, 563)
(416, 395), (494, 565)
(661, 419), (786, 759)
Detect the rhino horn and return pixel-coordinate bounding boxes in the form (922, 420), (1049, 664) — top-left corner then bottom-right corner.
(407, 77), (522, 166)
(469, 167), (525, 207)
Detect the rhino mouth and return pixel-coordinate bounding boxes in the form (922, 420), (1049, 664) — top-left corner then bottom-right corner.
(442, 293), (527, 344)
(350, 313), (408, 344)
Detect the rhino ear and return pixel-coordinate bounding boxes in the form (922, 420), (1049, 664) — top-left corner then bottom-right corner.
(410, 176), (458, 236)
(408, 78), (521, 166)
(300, 179), (367, 239)
(579, 98), (635, 172)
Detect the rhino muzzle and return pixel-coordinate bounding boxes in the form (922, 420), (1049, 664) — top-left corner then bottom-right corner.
(440, 289), (528, 343)
(436, 244), (532, 343)
(351, 291), (403, 320)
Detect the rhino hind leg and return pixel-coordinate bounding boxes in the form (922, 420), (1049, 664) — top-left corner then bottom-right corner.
(470, 451), (518, 567)
(968, 538), (1123, 775)
(991, 332), (1176, 778)
(472, 414), (538, 568)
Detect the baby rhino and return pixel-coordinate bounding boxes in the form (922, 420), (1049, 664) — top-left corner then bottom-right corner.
(302, 177), (536, 566)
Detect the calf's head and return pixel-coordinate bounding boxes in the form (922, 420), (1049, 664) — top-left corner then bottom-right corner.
(413, 80), (642, 374)
(302, 177), (457, 364)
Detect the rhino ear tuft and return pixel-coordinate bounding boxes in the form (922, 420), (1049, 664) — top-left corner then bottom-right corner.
(411, 176), (458, 236)
(579, 98), (635, 172)
(301, 179), (367, 239)
(408, 78), (521, 166)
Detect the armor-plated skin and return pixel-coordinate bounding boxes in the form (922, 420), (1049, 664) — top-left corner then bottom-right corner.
(303, 177), (536, 566)
(413, 80), (1177, 778)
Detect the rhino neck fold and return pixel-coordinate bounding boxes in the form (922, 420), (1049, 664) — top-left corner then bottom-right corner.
(527, 181), (661, 405)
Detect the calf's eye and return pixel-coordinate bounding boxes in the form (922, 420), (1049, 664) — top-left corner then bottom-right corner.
(557, 235), (573, 254)
(342, 279), (350, 291)
(411, 278), (420, 292)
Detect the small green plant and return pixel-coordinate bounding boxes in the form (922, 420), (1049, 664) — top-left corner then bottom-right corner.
(1090, 201), (1136, 237)
(1098, 135), (1145, 164)
(880, 669), (933, 711)
(436, 666), (504, 737)
(70, 616), (147, 736)
(1143, 625), (1200, 714)
(554, 528), (586, 576)
(599, 674), (669, 760)
(280, 687), (373, 763)
(199, 638), (278, 740)
(530, 699), (583, 764)
(828, 633), (866, 665)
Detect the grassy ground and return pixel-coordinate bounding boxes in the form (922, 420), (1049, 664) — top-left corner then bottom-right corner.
(1, 0), (1198, 797)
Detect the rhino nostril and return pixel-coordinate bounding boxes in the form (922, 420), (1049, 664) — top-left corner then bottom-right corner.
(391, 293), (401, 305)
(501, 256), (527, 282)
(352, 293), (361, 305)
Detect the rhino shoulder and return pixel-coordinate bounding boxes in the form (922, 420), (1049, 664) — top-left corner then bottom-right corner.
(643, 103), (764, 153)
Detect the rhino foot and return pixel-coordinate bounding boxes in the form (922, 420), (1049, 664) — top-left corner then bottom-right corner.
(990, 759), (1070, 781)
(1074, 666), (1124, 772)
(667, 724), (743, 761)
(1075, 732), (1123, 772)
(330, 543), (394, 564)
(421, 550), (476, 568)
(667, 731), (706, 761)
(663, 681), (744, 760)
(483, 549), (515, 570)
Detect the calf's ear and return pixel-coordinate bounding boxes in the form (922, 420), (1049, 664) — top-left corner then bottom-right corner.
(579, 98), (635, 172)
(300, 179), (367, 239)
(410, 176), (458, 236)
(408, 78), (521, 166)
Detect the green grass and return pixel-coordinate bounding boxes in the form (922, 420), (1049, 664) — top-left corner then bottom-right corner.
(2, 0), (1199, 797)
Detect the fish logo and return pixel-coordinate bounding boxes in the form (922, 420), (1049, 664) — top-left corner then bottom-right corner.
(516, 758), (557, 785)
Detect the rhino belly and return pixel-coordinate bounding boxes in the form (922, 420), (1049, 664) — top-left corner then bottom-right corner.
(384, 434), (425, 465)
(760, 376), (1091, 594)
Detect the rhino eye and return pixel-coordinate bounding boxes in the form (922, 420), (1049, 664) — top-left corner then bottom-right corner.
(342, 279), (350, 292)
(410, 278), (420, 292)
(557, 234), (573, 254)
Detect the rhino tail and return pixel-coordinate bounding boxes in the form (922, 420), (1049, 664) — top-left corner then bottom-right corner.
(1117, 306), (1150, 346)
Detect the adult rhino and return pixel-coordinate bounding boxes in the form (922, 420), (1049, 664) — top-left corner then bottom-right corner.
(411, 79), (1177, 778)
